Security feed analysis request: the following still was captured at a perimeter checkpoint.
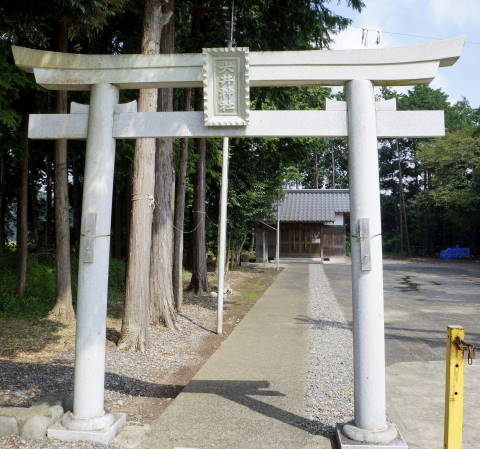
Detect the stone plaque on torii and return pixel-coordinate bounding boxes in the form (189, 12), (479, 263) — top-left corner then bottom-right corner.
(12, 37), (464, 446)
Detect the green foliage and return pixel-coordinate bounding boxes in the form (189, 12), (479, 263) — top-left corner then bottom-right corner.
(378, 86), (480, 256)
(0, 252), (125, 318)
(415, 126), (480, 252)
(175, 0), (364, 52)
(0, 0), (127, 47)
(0, 41), (34, 136)
(0, 252), (56, 318)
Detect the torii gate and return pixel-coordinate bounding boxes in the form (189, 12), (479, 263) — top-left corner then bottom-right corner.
(12, 37), (464, 446)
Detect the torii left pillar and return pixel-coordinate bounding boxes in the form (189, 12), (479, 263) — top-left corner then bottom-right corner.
(48, 83), (127, 443)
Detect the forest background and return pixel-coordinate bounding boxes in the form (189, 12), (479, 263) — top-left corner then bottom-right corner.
(0, 0), (479, 349)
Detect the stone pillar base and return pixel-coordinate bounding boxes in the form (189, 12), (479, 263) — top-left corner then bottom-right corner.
(47, 412), (126, 445)
(336, 422), (408, 448)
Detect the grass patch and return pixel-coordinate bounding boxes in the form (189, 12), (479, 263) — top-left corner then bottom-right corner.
(0, 251), (126, 319)
(0, 317), (71, 360)
(0, 252), (126, 359)
(230, 268), (279, 303)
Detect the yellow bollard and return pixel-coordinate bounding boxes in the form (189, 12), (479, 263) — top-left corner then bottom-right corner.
(444, 325), (465, 449)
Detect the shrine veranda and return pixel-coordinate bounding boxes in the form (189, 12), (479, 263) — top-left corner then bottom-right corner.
(12, 37), (464, 446)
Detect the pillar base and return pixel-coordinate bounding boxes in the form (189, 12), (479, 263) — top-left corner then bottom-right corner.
(62, 410), (115, 431)
(336, 422), (408, 448)
(48, 412), (126, 445)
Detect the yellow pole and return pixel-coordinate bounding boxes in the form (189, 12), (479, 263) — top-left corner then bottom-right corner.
(444, 325), (465, 449)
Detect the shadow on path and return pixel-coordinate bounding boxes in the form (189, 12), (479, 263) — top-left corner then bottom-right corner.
(0, 361), (330, 435)
(295, 315), (480, 355)
(184, 380), (322, 433)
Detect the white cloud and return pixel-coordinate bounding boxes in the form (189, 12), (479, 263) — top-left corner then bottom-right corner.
(428, 0), (480, 28)
(327, 0), (478, 106)
(330, 0), (405, 50)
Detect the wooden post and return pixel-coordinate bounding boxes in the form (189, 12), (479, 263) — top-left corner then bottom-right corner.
(262, 229), (267, 267)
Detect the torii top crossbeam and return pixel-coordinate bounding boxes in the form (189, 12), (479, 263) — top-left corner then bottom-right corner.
(12, 38), (466, 141)
(13, 37), (464, 90)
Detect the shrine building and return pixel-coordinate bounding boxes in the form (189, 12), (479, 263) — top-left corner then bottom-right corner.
(256, 189), (350, 262)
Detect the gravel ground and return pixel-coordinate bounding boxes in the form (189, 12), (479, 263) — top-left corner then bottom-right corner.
(0, 294), (218, 449)
(0, 436), (125, 449)
(305, 263), (354, 436)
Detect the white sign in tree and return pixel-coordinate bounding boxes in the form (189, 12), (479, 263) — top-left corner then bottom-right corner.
(12, 37), (464, 446)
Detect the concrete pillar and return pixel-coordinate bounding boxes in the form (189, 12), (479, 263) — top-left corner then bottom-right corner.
(217, 137), (230, 334)
(63, 83), (119, 431)
(342, 79), (397, 444)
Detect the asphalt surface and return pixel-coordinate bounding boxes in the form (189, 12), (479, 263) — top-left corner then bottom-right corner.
(323, 259), (480, 449)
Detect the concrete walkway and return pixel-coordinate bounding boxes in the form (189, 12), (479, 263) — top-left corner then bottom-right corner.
(142, 264), (332, 449)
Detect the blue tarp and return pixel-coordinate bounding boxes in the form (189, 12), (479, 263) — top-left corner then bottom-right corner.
(440, 244), (470, 260)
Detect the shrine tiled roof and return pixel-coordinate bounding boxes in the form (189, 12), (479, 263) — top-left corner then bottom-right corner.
(278, 189), (350, 223)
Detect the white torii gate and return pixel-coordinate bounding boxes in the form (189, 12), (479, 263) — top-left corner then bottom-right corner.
(12, 37), (463, 446)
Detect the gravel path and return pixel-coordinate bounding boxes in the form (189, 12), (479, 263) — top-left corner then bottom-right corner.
(305, 263), (354, 436)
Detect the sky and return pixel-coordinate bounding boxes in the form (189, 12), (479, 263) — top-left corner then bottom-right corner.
(329, 0), (480, 107)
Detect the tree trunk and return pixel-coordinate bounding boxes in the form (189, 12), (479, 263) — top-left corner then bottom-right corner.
(150, 0), (176, 329)
(113, 184), (122, 259)
(45, 161), (53, 247)
(173, 89), (191, 312)
(119, 0), (164, 351)
(235, 235), (247, 267)
(396, 140), (410, 256)
(225, 236), (230, 273)
(262, 229), (267, 265)
(51, 21), (74, 321)
(125, 177), (132, 260)
(0, 150), (6, 249)
(249, 230), (255, 253)
(16, 125), (28, 297)
(187, 5), (209, 294)
(72, 150), (82, 249)
(331, 148), (336, 188)
(230, 245), (235, 269)
(29, 156), (39, 246)
(189, 120), (209, 294)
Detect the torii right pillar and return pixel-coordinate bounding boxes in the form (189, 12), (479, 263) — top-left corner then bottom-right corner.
(338, 78), (400, 446)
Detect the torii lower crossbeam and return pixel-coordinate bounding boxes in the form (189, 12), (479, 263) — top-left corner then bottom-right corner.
(28, 109), (444, 139)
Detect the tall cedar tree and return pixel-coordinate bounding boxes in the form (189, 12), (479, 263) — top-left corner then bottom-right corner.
(119, 0), (170, 351)
(51, 20), (74, 320)
(172, 88), (192, 311)
(16, 123), (28, 296)
(150, 0), (177, 328)
(187, 3), (210, 294)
